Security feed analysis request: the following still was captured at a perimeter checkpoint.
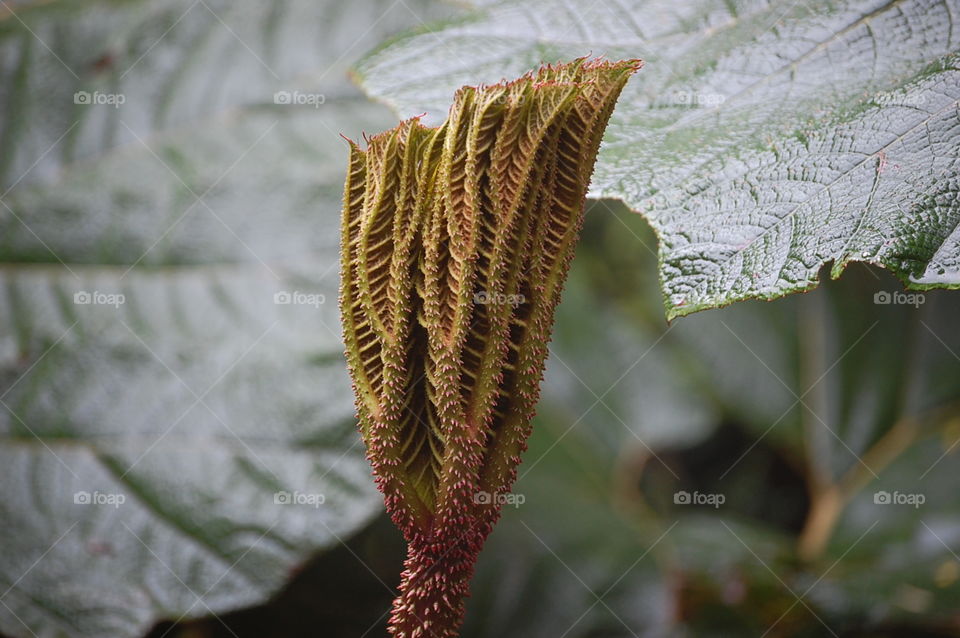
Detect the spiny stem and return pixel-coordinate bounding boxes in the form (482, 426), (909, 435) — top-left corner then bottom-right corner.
(389, 523), (492, 638)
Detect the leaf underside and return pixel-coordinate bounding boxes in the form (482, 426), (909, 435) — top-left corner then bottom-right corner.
(355, 0), (960, 319)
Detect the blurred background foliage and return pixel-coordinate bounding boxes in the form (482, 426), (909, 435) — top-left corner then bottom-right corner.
(0, 1), (958, 637)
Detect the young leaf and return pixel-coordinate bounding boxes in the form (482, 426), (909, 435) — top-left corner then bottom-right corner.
(340, 58), (640, 637)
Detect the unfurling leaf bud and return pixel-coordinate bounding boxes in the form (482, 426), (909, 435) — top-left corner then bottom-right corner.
(339, 57), (641, 638)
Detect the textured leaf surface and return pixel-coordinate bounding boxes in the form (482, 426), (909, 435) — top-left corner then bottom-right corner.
(0, 0), (450, 187)
(355, 0), (960, 318)
(0, 0), (447, 636)
(0, 266), (379, 638)
(458, 201), (960, 635)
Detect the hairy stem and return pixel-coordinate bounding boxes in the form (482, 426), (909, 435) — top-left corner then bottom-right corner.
(389, 527), (488, 637)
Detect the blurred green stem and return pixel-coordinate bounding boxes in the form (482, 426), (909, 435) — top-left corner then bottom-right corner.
(796, 291), (928, 561)
(798, 415), (919, 560)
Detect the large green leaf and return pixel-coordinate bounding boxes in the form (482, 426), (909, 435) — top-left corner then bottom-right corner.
(0, 1), (452, 636)
(0, 265), (379, 638)
(459, 202), (960, 635)
(354, 0), (960, 319)
(0, 0), (450, 188)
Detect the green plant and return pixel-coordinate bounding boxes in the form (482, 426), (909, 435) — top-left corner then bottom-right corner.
(3, 1), (960, 636)
(340, 58), (639, 636)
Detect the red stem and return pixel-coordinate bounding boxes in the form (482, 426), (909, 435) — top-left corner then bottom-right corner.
(387, 524), (489, 638)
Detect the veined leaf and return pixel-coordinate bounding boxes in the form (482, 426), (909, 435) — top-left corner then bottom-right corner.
(0, 0), (453, 189)
(0, 265), (379, 638)
(468, 202), (960, 635)
(0, 0), (448, 636)
(354, 0), (960, 319)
